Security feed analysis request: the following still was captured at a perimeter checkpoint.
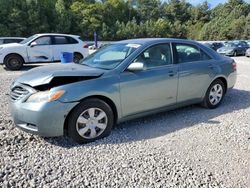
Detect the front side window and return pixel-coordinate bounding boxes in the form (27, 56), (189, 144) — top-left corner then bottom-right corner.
(33, 36), (51, 45)
(79, 43), (140, 70)
(134, 44), (172, 68)
(175, 44), (211, 63)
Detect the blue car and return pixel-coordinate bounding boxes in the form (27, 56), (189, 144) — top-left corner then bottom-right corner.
(10, 38), (237, 143)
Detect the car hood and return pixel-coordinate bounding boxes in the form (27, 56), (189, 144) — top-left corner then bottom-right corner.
(218, 47), (235, 51)
(0, 43), (22, 48)
(15, 63), (105, 87)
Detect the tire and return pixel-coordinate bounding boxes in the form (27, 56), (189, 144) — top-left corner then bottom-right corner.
(4, 54), (23, 70)
(67, 98), (114, 144)
(202, 79), (226, 109)
(73, 53), (83, 64)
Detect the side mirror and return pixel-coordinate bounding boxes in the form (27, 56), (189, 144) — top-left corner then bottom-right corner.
(30, 42), (37, 47)
(127, 62), (144, 72)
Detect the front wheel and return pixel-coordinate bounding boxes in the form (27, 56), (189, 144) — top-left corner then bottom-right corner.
(202, 79), (226, 109)
(67, 98), (114, 144)
(4, 54), (24, 70)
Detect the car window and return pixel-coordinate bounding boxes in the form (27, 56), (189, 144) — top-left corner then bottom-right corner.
(67, 37), (78, 44)
(34, 36), (51, 45)
(134, 44), (172, 68)
(4, 39), (22, 44)
(0, 39), (3, 44)
(80, 43), (139, 70)
(54, 36), (68, 45)
(175, 44), (211, 63)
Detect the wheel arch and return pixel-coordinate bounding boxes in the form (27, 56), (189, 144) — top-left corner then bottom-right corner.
(73, 52), (84, 58)
(4, 53), (25, 64)
(63, 95), (118, 135)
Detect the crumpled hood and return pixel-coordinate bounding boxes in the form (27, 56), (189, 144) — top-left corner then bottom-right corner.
(15, 63), (105, 87)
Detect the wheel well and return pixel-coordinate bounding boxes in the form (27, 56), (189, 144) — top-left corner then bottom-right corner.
(4, 53), (25, 64)
(215, 77), (228, 93)
(74, 52), (83, 58)
(63, 95), (118, 135)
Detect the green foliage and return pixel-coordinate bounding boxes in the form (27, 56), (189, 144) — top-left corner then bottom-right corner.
(0, 0), (249, 40)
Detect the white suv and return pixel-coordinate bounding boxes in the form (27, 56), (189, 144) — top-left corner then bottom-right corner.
(0, 33), (89, 70)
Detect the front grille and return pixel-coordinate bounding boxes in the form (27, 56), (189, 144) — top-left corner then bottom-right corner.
(10, 86), (29, 101)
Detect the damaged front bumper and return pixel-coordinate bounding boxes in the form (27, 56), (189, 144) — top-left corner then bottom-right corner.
(10, 99), (78, 137)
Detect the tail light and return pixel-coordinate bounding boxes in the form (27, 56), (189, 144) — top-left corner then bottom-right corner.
(83, 44), (89, 48)
(232, 61), (237, 71)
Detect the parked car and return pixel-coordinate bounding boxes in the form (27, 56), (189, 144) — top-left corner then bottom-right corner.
(246, 48), (250, 57)
(9, 38), (237, 144)
(217, 41), (248, 56)
(203, 42), (224, 51)
(0, 37), (26, 44)
(0, 33), (89, 70)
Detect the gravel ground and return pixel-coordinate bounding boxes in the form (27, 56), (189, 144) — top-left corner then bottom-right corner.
(0, 57), (250, 187)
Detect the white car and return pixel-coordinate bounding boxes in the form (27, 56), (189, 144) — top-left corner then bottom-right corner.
(0, 37), (26, 44)
(0, 33), (89, 70)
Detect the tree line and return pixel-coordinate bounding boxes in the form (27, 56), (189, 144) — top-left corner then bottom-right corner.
(0, 0), (249, 41)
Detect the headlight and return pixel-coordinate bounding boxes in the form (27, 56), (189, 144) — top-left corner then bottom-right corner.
(26, 90), (65, 103)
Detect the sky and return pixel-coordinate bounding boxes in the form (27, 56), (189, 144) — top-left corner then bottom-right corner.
(187, 0), (250, 8)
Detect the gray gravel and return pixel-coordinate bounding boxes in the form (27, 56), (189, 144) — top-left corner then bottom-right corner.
(1, 57), (250, 187)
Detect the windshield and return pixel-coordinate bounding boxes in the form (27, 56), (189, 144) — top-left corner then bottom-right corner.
(225, 43), (237, 47)
(20, 34), (38, 44)
(79, 43), (141, 70)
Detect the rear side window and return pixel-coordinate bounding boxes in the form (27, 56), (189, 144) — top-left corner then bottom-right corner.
(4, 39), (23, 44)
(67, 37), (78, 44)
(54, 36), (68, 45)
(174, 43), (211, 63)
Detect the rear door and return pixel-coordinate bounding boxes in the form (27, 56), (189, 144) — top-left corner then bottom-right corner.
(173, 43), (217, 103)
(120, 43), (179, 117)
(51, 36), (75, 61)
(27, 36), (53, 62)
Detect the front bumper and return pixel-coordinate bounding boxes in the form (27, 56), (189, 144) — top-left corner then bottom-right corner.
(10, 100), (78, 137)
(246, 51), (250, 57)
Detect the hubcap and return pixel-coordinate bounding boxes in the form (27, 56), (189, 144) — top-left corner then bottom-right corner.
(76, 108), (108, 139)
(209, 84), (223, 105)
(9, 58), (20, 67)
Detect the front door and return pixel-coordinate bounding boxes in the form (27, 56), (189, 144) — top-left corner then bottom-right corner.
(27, 36), (53, 62)
(120, 43), (179, 117)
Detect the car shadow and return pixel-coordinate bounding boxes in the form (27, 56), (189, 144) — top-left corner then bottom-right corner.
(44, 88), (250, 148)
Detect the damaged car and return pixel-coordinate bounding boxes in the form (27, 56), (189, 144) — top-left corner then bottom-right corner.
(9, 38), (237, 144)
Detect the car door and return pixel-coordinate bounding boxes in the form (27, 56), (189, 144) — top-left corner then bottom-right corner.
(120, 43), (179, 117)
(173, 43), (217, 103)
(51, 36), (74, 61)
(27, 36), (53, 62)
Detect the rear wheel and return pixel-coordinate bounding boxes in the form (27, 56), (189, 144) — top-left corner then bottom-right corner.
(67, 98), (114, 144)
(202, 79), (225, 109)
(4, 54), (23, 70)
(73, 53), (83, 63)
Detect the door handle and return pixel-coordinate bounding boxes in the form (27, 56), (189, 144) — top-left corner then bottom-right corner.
(168, 71), (175, 77)
(208, 64), (214, 69)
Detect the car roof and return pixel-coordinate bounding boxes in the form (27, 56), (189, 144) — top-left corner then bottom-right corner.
(115, 38), (200, 45)
(0, 37), (26, 39)
(35, 33), (80, 38)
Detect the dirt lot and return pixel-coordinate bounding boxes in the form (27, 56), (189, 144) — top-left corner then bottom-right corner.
(0, 56), (250, 187)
